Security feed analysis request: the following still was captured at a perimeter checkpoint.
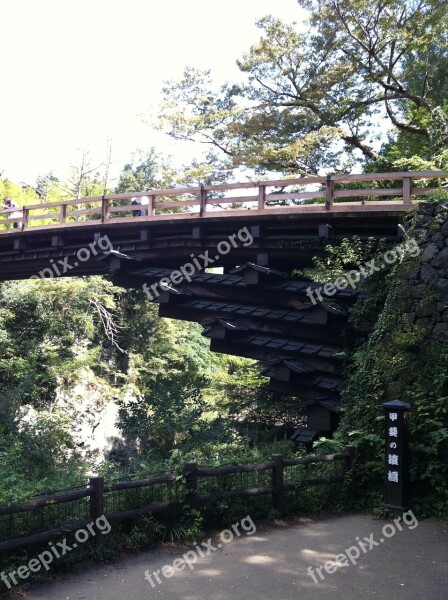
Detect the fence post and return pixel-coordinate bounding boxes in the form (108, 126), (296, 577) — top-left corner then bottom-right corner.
(272, 454), (284, 514)
(343, 445), (355, 473)
(184, 462), (199, 509)
(89, 476), (104, 523)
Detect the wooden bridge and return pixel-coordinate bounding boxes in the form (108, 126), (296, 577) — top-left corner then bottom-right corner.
(0, 170), (445, 441)
(0, 170), (444, 277)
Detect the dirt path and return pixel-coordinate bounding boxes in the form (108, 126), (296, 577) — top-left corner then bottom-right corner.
(9, 513), (448, 600)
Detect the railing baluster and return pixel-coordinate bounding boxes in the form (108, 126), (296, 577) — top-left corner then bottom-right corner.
(403, 176), (412, 205)
(199, 185), (207, 217)
(59, 204), (67, 224)
(148, 194), (155, 217)
(101, 196), (109, 223)
(325, 174), (334, 209)
(22, 208), (29, 230)
(258, 184), (266, 210)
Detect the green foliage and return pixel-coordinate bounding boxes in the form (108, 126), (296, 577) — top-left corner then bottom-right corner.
(0, 277), (125, 501)
(294, 236), (388, 284)
(159, 1), (448, 175)
(307, 227), (448, 518)
(115, 148), (175, 193)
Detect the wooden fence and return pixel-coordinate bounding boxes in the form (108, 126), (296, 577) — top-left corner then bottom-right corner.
(0, 447), (354, 552)
(0, 171), (446, 233)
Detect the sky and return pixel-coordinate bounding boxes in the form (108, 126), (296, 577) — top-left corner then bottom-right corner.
(0, 0), (305, 187)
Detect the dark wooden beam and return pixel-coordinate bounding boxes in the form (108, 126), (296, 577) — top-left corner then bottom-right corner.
(268, 378), (340, 400)
(159, 303), (340, 345)
(209, 339), (342, 374)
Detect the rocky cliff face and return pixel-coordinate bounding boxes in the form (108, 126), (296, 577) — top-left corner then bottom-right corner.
(399, 200), (448, 344)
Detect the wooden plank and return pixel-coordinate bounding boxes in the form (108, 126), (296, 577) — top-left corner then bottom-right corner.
(27, 213), (61, 222)
(268, 378), (340, 397)
(333, 188), (403, 198)
(155, 200), (199, 210)
(109, 201), (199, 213)
(109, 213), (198, 222)
(0, 487), (91, 516)
(332, 170), (446, 182)
(197, 462), (274, 476)
(105, 500), (179, 523)
(108, 203), (151, 213)
(209, 337), (341, 366)
(0, 206), (23, 219)
(104, 191), (153, 201)
(282, 475), (345, 490)
(328, 202), (409, 210)
(196, 487), (273, 502)
(283, 453), (347, 467)
(411, 186), (441, 196)
(23, 197), (102, 211)
(206, 195), (259, 205)
(105, 187), (200, 200)
(159, 307), (342, 354)
(202, 203), (409, 217)
(66, 208), (101, 217)
(0, 215), (24, 222)
(267, 191), (324, 201)
(106, 473), (177, 492)
(204, 176), (326, 191)
(0, 518), (93, 552)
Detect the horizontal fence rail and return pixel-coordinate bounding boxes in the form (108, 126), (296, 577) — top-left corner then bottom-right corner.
(0, 171), (446, 234)
(0, 447), (354, 551)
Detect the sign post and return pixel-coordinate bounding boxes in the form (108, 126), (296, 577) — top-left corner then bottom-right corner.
(381, 400), (411, 511)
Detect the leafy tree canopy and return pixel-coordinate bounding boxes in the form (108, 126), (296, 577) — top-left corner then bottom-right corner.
(158, 0), (448, 176)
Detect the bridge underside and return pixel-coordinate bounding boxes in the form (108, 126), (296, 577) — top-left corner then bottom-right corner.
(0, 209), (404, 280)
(0, 210), (406, 441)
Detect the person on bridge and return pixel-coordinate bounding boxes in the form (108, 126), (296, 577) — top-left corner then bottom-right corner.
(2, 197), (22, 229)
(131, 195), (149, 217)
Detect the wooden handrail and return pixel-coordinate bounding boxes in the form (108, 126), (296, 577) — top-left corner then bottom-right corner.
(0, 171), (445, 233)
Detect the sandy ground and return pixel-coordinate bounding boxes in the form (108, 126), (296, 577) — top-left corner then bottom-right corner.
(8, 513), (448, 600)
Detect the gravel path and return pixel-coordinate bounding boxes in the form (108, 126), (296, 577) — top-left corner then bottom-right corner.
(9, 513), (448, 600)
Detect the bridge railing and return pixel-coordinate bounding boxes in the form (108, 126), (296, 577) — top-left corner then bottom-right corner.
(0, 170), (446, 233)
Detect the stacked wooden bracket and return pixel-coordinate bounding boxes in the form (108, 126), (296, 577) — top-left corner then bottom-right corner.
(109, 254), (359, 443)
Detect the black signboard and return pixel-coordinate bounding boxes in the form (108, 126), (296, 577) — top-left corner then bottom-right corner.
(381, 400), (411, 511)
